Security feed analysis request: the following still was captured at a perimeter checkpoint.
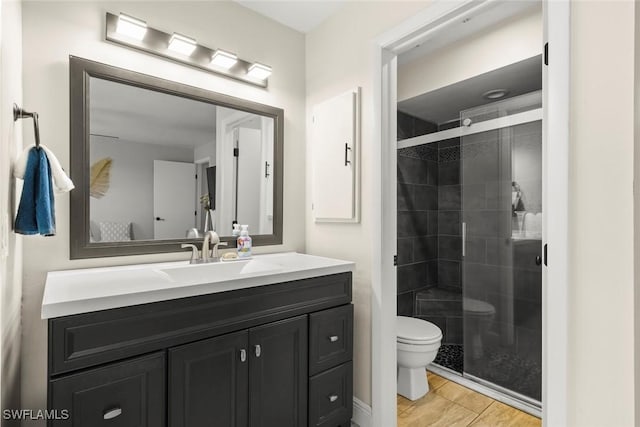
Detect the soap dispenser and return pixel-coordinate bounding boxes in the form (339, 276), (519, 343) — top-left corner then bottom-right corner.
(237, 225), (252, 258)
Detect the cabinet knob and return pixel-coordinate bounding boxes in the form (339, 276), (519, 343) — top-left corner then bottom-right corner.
(103, 407), (122, 420)
(328, 394), (339, 403)
(254, 344), (261, 358)
(240, 349), (247, 362)
(329, 335), (339, 343)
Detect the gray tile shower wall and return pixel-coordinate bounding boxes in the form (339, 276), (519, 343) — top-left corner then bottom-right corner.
(397, 112), (438, 318)
(437, 140), (462, 295)
(397, 111), (438, 141)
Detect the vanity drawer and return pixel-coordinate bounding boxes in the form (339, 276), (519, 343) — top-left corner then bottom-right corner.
(308, 362), (353, 427)
(49, 352), (165, 427)
(309, 304), (353, 375)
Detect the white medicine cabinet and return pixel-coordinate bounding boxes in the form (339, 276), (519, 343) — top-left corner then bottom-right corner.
(311, 88), (361, 223)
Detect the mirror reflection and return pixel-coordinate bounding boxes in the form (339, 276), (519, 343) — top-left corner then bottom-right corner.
(88, 77), (274, 242)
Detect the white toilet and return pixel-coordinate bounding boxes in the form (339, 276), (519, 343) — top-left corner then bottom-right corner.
(397, 316), (442, 400)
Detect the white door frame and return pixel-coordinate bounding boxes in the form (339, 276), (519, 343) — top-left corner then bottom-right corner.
(371, 1), (570, 426)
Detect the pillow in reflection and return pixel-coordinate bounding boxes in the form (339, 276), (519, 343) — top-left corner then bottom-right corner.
(99, 221), (132, 242)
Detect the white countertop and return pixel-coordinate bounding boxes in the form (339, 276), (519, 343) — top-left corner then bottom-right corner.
(41, 252), (354, 319)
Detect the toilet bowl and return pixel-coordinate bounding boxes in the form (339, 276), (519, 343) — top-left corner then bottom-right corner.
(397, 316), (442, 400)
(463, 298), (495, 360)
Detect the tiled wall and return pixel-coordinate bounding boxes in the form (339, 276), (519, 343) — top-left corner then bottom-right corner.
(397, 111), (438, 317)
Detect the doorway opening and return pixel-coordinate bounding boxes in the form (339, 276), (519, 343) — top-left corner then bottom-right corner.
(372, 1), (570, 426)
(397, 54), (543, 414)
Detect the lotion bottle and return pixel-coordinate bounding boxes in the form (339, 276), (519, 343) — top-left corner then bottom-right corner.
(237, 225), (252, 258)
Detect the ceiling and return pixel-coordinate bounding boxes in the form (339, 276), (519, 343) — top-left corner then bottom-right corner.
(397, 1), (540, 64)
(234, 1), (346, 33)
(398, 55), (542, 125)
(89, 77), (217, 149)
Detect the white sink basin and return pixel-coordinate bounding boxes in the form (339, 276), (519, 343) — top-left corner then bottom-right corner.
(159, 259), (282, 283)
(42, 252), (354, 319)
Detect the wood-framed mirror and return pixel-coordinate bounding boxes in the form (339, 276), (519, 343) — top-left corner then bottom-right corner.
(69, 56), (283, 259)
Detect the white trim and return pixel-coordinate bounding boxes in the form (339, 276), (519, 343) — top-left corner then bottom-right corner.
(372, 1), (570, 426)
(397, 108), (543, 149)
(352, 397), (372, 427)
(541, 1), (570, 426)
(371, 45), (398, 427)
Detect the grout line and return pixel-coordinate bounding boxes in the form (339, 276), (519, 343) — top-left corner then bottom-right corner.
(466, 401), (496, 426)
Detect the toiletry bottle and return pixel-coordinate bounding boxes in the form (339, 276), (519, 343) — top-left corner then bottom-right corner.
(237, 225), (252, 258)
(232, 223), (240, 237)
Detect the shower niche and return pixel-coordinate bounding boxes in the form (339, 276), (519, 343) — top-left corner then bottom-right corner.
(396, 56), (543, 408)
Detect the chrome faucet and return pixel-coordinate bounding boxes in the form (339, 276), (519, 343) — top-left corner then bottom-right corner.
(202, 231), (228, 262)
(181, 243), (200, 264)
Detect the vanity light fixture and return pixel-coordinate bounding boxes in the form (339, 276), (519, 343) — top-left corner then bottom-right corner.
(105, 12), (271, 88)
(168, 33), (197, 56)
(210, 50), (238, 69)
(247, 63), (272, 80)
(115, 13), (147, 40)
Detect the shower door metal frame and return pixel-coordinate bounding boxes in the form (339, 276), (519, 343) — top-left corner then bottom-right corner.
(397, 108), (543, 150)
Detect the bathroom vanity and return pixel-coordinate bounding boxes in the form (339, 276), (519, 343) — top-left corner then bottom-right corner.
(42, 253), (354, 427)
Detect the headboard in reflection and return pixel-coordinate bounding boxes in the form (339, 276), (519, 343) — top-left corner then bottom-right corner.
(70, 56), (283, 259)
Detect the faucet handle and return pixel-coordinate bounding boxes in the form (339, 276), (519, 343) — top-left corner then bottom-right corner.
(181, 244), (199, 264)
(212, 241), (228, 259)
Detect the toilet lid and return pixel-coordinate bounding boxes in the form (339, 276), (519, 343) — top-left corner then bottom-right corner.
(397, 316), (442, 344)
(463, 298), (495, 315)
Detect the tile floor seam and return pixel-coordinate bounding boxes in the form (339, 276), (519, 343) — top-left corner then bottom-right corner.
(465, 410), (485, 427)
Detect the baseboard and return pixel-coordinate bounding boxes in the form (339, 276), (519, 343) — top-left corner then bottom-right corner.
(351, 397), (372, 427)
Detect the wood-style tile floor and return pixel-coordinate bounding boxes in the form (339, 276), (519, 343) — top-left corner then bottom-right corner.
(397, 371), (541, 427)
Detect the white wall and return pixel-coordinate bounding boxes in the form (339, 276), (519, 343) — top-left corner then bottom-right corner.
(20, 2), (305, 421)
(305, 0), (431, 407)
(0, 0), (23, 421)
(398, 6), (542, 102)
(569, 1), (636, 425)
(90, 139), (194, 240)
(193, 142), (215, 165)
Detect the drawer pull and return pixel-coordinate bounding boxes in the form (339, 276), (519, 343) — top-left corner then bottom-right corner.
(240, 349), (247, 362)
(328, 394), (339, 403)
(103, 407), (122, 420)
(329, 335), (339, 342)
(254, 344), (261, 358)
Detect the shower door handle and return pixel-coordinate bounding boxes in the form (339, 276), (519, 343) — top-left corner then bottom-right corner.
(461, 222), (466, 257)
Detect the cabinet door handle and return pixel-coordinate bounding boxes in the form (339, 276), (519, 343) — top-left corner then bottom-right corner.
(329, 335), (339, 342)
(240, 349), (247, 362)
(344, 143), (352, 166)
(254, 344), (261, 357)
(103, 407), (122, 420)
(328, 394), (339, 403)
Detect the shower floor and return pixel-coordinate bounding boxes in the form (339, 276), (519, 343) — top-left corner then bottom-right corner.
(434, 344), (463, 373)
(433, 343), (542, 402)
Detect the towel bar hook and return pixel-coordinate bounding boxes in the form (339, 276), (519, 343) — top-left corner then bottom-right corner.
(13, 103), (40, 148)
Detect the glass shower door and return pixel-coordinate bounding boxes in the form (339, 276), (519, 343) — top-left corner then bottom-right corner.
(460, 94), (543, 404)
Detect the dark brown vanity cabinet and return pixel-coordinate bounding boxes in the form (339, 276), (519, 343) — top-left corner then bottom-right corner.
(170, 316), (308, 427)
(47, 272), (353, 427)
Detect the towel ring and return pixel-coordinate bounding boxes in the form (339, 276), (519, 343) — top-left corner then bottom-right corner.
(13, 103), (40, 148)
